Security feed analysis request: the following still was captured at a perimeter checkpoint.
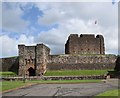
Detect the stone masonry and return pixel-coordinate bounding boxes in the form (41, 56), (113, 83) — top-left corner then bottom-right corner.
(18, 44), (50, 76)
(47, 54), (116, 70)
(65, 34), (105, 54)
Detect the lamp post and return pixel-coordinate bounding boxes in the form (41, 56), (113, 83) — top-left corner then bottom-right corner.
(23, 65), (25, 83)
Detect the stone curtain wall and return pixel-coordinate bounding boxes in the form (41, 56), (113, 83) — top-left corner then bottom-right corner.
(0, 55), (118, 74)
(47, 55), (117, 70)
(0, 57), (19, 73)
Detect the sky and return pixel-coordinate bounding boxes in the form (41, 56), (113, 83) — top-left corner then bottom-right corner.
(0, 1), (119, 58)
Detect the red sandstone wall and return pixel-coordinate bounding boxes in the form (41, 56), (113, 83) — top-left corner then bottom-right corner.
(0, 57), (19, 73)
(65, 34), (105, 54)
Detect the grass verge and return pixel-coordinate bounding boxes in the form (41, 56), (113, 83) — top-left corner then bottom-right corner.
(44, 70), (110, 76)
(96, 89), (120, 96)
(0, 81), (31, 92)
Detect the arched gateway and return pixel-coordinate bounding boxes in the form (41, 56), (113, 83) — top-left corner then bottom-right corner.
(28, 67), (35, 76)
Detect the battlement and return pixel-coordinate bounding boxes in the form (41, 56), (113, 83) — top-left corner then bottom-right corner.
(80, 34), (95, 38)
(69, 34), (104, 39)
(69, 34), (78, 38)
(65, 34), (105, 54)
(68, 34), (105, 39)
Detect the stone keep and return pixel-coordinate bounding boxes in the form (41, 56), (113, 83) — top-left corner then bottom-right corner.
(18, 44), (50, 76)
(65, 34), (105, 54)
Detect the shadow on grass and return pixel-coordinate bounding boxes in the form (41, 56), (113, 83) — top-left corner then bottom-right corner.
(107, 71), (120, 78)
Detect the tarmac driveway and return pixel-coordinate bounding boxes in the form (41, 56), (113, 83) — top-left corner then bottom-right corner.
(2, 79), (119, 97)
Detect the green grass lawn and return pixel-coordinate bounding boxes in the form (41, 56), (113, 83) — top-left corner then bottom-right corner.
(96, 89), (120, 96)
(0, 81), (31, 92)
(1, 79), (101, 92)
(0, 72), (17, 77)
(1, 70), (111, 77)
(44, 70), (110, 76)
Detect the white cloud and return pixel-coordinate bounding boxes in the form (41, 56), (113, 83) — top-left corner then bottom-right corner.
(104, 28), (118, 53)
(2, 2), (30, 33)
(0, 35), (17, 57)
(0, 34), (35, 57)
(35, 18), (118, 54)
(18, 34), (35, 45)
(35, 2), (118, 54)
(37, 2), (117, 27)
(1, 2), (118, 57)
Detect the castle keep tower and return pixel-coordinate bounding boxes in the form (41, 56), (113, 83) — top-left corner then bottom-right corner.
(65, 34), (105, 54)
(18, 44), (50, 76)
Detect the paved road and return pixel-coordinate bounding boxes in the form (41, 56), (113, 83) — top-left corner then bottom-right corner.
(2, 79), (119, 97)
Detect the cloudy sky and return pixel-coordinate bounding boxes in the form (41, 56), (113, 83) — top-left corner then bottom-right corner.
(0, 1), (118, 58)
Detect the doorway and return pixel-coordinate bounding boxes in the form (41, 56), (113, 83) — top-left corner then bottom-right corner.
(28, 67), (35, 76)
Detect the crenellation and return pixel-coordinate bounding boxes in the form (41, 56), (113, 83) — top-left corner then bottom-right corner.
(80, 34), (95, 39)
